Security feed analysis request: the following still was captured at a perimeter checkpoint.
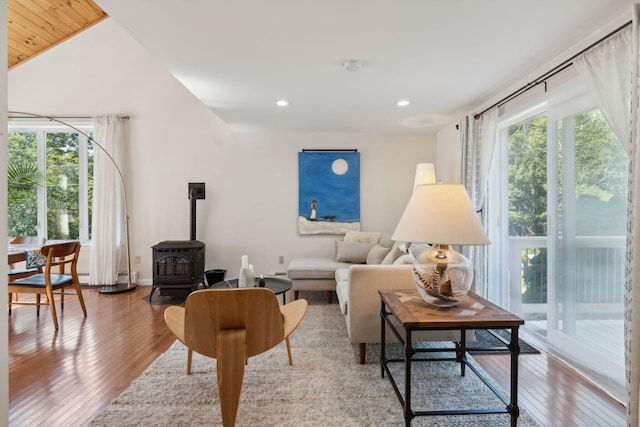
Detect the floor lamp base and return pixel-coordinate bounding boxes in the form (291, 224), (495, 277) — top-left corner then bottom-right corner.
(99, 283), (137, 294)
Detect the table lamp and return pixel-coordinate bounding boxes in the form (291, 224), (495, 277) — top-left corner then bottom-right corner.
(413, 163), (436, 187)
(391, 184), (489, 307)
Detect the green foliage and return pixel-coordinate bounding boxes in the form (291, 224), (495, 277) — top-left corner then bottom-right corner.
(511, 110), (628, 302)
(522, 249), (547, 303)
(7, 132), (39, 236)
(8, 161), (42, 199)
(508, 116), (548, 236)
(46, 132), (81, 240)
(7, 130), (94, 240)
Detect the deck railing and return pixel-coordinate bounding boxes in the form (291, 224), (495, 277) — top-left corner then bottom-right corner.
(509, 235), (625, 315)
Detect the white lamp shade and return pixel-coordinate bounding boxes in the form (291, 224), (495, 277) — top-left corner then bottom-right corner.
(391, 184), (490, 245)
(413, 163), (436, 187)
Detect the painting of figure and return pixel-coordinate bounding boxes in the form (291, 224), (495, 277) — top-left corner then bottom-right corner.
(298, 151), (360, 234)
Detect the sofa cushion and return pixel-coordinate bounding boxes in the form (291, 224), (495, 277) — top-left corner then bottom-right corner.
(287, 258), (352, 279)
(343, 231), (381, 244)
(335, 267), (350, 315)
(366, 244), (391, 264)
(335, 241), (373, 263)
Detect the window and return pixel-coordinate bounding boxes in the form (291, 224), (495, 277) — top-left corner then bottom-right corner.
(488, 89), (628, 402)
(7, 121), (94, 242)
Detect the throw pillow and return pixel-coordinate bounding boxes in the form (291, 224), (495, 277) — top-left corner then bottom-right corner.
(335, 241), (374, 263)
(409, 242), (432, 259)
(343, 231), (381, 245)
(366, 244), (391, 264)
(393, 254), (414, 265)
(379, 234), (394, 248)
(381, 245), (404, 264)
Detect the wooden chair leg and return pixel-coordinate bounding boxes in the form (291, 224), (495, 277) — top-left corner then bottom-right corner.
(36, 294), (41, 316)
(217, 329), (246, 427)
(187, 348), (193, 375)
(327, 291), (332, 304)
(8, 292), (12, 315)
(294, 290), (299, 300)
(286, 337), (293, 365)
(72, 281), (87, 317)
(45, 287), (59, 330)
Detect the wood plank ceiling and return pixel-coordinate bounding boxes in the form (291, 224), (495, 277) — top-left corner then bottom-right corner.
(7, 0), (107, 69)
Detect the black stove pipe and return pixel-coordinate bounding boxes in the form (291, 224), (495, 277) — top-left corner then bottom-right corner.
(190, 190), (197, 241)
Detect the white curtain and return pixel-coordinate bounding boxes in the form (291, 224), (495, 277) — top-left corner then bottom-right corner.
(574, 26), (631, 155)
(460, 108), (499, 296)
(574, 15), (637, 426)
(629, 6), (640, 426)
(89, 115), (125, 285)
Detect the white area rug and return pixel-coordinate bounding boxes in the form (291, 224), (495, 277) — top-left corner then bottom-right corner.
(90, 299), (540, 426)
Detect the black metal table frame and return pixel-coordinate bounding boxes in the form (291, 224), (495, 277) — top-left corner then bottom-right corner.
(210, 277), (292, 304)
(380, 299), (521, 427)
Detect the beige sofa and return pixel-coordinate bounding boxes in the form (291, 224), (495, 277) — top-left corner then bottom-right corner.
(336, 263), (473, 364)
(287, 231), (406, 302)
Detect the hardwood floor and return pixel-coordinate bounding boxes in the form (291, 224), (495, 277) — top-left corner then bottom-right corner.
(8, 286), (627, 426)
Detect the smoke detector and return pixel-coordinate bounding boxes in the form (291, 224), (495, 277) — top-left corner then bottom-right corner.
(342, 59), (362, 72)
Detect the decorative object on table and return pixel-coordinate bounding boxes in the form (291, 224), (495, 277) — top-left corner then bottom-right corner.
(298, 150), (360, 235)
(413, 162), (437, 187)
(238, 255), (254, 288)
(258, 275), (265, 287)
(391, 183), (490, 307)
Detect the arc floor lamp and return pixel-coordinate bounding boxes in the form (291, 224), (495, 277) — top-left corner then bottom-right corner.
(7, 111), (134, 294)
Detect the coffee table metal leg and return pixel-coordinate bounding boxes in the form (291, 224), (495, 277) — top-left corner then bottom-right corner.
(380, 300), (385, 377)
(404, 329), (415, 426)
(508, 326), (521, 426)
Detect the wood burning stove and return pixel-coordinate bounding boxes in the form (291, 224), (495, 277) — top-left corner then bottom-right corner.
(150, 183), (206, 300)
(150, 240), (205, 299)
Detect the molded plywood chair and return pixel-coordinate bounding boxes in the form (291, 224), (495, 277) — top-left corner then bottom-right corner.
(164, 288), (308, 427)
(8, 241), (86, 330)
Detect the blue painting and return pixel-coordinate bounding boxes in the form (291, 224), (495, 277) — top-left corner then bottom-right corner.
(298, 151), (361, 235)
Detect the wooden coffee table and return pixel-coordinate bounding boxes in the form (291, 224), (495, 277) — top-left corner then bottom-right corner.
(379, 289), (524, 426)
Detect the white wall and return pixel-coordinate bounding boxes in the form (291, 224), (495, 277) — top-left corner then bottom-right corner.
(436, 123), (461, 184)
(1, 0), (9, 423)
(8, 18), (436, 284)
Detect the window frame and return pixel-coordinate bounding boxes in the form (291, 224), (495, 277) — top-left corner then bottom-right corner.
(8, 119), (94, 243)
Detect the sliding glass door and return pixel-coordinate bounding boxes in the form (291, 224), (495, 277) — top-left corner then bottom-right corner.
(488, 93), (628, 400)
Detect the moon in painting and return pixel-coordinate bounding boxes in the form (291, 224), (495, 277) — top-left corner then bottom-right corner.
(331, 158), (349, 175)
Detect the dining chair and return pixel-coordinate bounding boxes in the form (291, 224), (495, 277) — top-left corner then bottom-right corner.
(164, 288), (308, 427)
(8, 241), (86, 330)
(8, 236), (47, 281)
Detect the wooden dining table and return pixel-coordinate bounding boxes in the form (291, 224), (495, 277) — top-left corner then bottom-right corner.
(7, 245), (46, 268)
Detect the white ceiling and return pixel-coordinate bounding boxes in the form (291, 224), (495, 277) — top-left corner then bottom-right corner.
(95, 0), (630, 134)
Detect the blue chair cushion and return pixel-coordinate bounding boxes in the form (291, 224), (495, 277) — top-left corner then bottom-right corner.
(11, 274), (73, 288)
(8, 268), (39, 275)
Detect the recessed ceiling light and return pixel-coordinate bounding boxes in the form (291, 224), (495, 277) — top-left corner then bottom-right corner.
(397, 100), (410, 107)
(276, 99), (289, 107)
